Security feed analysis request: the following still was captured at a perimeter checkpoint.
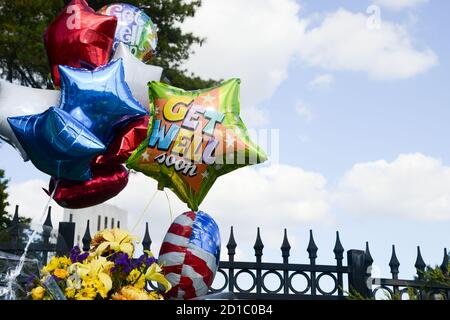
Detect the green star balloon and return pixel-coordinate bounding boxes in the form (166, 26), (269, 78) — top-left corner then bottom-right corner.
(126, 78), (267, 210)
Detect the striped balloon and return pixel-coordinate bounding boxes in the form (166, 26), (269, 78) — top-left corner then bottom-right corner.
(158, 211), (221, 299)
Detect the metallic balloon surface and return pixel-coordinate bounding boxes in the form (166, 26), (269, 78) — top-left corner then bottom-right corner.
(46, 164), (129, 209)
(159, 211), (220, 299)
(98, 3), (158, 62)
(58, 59), (148, 145)
(95, 116), (149, 165)
(126, 79), (268, 210)
(112, 42), (163, 110)
(0, 80), (59, 160)
(44, 0), (117, 87)
(8, 107), (105, 181)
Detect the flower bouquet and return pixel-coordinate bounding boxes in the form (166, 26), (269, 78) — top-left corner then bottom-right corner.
(28, 228), (171, 300)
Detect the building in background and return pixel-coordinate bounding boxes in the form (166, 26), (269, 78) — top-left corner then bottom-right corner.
(63, 204), (128, 247)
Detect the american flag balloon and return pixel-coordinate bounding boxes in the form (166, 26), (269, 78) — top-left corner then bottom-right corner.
(158, 211), (221, 299)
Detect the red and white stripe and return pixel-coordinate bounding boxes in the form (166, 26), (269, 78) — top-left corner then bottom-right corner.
(159, 211), (217, 299)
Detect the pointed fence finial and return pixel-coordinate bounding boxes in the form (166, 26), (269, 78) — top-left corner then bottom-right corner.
(44, 206), (53, 228)
(307, 230), (318, 262)
(82, 220), (91, 251)
(254, 227), (264, 258)
(333, 231), (344, 260)
(440, 248), (448, 275)
(227, 226), (237, 262)
(414, 246), (426, 277)
(364, 242), (373, 266)
(281, 229), (291, 262)
(142, 222), (152, 251)
(13, 205), (19, 223)
(389, 245), (400, 276)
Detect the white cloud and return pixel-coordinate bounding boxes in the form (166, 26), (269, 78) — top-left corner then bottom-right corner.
(107, 164), (332, 256)
(298, 9), (438, 80)
(335, 153), (450, 221)
(6, 179), (64, 225)
(309, 74), (334, 87)
(182, 0), (306, 127)
(182, 3), (437, 128)
(374, 0), (428, 11)
(295, 100), (314, 121)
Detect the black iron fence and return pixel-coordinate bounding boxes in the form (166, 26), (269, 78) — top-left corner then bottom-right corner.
(0, 205), (448, 300)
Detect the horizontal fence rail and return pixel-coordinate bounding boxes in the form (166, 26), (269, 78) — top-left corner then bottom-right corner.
(0, 205), (448, 300)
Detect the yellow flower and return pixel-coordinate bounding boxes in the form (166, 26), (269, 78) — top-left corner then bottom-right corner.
(42, 257), (59, 273)
(145, 263), (172, 293)
(65, 288), (76, 299)
(92, 229), (137, 256)
(42, 256), (72, 274)
(111, 286), (153, 300)
(127, 269), (146, 289)
(58, 256), (72, 267)
(75, 286), (97, 300)
(147, 292), (164, 300)
(54, 268), (69, 279)
(75, 256), (113, 295)
(31, 286), (45, 300)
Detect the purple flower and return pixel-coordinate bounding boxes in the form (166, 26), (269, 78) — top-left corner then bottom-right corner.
(70, 245), (89, 263)
(112, 253), (133, 274)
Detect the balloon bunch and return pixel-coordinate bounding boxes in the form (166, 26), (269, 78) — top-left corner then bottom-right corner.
(1, 1), (161, 209)
(0, 0), (269, 300)
(0, 0), (267, 212)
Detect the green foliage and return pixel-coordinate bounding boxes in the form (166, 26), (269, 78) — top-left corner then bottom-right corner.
(346, 265), (450, 300)
(0, 0), (63, 87)
(417, 263), (450, 297)
(0, 0), (216, 89)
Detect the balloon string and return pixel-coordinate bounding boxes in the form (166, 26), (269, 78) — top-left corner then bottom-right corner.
(163, 190), (173, 224)
(39, 180), (58, 224)
(130, 189), (158, 233)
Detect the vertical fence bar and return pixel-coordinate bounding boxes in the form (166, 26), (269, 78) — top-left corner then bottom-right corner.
(56, 222), (75, 256)
(364, 242), (374, 298)
(334, 231), (344, 297)
(281, 229), (291, 295)
(82, 220), (92, 252)
(347, 249), (369, 298)
(307, 230), (318, 296)
(254, 228), (264, 297)
(42, 207), (53, 263)
(389, 245), (400, 297)
(415, 246), (426, 300)
(226, 226), (237, 294)
(10, 205), (20, 254)
(142, 222), (152, 251)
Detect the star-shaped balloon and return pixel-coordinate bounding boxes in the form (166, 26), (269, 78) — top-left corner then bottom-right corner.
(126, 79), (267, 210)
(44, 0), (118, 87)
(0, 80), (59, 161)
(58, 59), (148, 145)
(8, 107), (105, 181)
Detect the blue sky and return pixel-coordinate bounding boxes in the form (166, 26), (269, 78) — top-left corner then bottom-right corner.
(1, 0), (449, 287)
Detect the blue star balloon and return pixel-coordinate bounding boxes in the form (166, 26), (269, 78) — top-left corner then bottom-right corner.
(8, 107), (105, 181)
(58, 58), (148, 145)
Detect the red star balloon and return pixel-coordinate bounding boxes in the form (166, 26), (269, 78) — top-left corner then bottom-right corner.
(44, 0), (118, 87)
(44, 164), (129, 209)
(95, 116), (150, 165)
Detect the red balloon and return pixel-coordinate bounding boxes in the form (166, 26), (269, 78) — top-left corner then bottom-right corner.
(44, 0), (117, 87)
(95, 116), (149, 165)
(45, 164), (128, 209)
